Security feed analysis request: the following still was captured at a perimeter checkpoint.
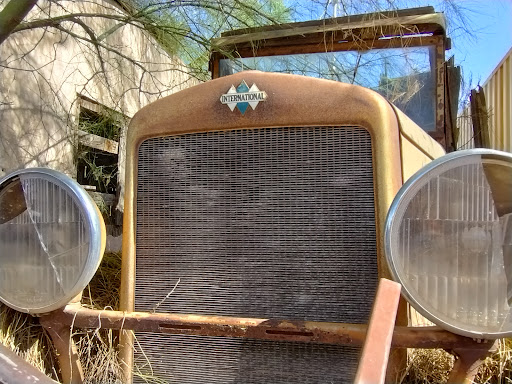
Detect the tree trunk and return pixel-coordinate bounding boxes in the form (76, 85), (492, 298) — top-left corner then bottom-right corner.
(0, 0), (38, 45)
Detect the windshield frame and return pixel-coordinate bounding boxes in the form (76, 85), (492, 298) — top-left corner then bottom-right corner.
(209, 7), (449, 148)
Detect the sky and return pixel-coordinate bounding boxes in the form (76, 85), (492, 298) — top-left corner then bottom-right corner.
(286, 0), (512, 91)
(443, 0), (512, 88)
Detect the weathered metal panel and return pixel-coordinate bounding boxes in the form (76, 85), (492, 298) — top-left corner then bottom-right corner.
(457, 105), (475, 150)
(392, 106), (445, 182)
(484, 48), (512, 151)
(120, 70), (405, 382)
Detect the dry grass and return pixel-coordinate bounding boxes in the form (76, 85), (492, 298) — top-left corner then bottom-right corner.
(401, 343), (512, 384)
(475, 339), (512, 383)
(0, 252), (124, 383)
(1, 252), (512, 383)
(0, 304), (60, 381)
(74, 251), (164, 383)
(74, 251), (124, 384)
(73, 328), (123, 384)
(81, 251), (122, 311)
(401, 348), (455, 383)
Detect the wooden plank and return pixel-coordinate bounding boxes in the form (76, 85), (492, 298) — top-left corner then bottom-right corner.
(445, 57), (461, 151)
(434, 38), (447, 149)
(470, 89), (482, 147)
(78, 95), (130, 125)
(209, 51), (222, 79)
(88, 191), (116, 206)
(77, 129), (119, 154)
(225, 26), (441, 51)
(470, 87), (490, 148)
(213, 14), (445, 47)
(221, 7), (436, 37)
(231, 36), (439, 59)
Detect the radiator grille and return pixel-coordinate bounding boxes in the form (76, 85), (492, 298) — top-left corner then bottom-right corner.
(133, 334), (361, 384)
(135, 126), (377, 383)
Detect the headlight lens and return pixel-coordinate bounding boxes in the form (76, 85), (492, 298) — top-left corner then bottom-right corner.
(0, 168), (105, 313)
(385, 149), (512, 338)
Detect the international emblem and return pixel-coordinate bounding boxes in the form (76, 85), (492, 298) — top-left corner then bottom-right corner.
(220, 80), (267, 114)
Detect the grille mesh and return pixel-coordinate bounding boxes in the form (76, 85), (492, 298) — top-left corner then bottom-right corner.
(135, 126), (376, 383)
(133, 334), (361, 384)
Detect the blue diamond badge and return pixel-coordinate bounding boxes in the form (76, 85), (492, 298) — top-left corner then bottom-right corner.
(220, 80), (267, 114)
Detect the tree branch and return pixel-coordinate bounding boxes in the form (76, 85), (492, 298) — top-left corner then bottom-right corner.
(13, 12), (137, 34)
(0, 0), (39, 45)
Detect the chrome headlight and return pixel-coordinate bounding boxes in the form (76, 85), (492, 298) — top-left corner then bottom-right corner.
(385, 149), (512, 338)
(0, 168), (105, 313)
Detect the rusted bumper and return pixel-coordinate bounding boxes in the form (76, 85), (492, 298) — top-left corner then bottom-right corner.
(41, 304), (493, 350)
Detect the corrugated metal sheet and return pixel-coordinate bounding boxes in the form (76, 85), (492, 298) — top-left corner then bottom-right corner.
(456, 106), (474, 150)
(457, 47), (512, 152)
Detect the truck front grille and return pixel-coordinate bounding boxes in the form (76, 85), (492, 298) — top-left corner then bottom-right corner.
(134, 126), (376, 383)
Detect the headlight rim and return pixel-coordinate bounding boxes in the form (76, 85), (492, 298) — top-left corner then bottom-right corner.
(385, 148), (512, 339)
(0, 167), (105, 314)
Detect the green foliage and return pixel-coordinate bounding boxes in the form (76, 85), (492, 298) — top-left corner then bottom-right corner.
(121, 0), (291, 79)
(75, 107), (120, 197)
(77, 150), (118, 194)
(78, 109), (121, 141)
